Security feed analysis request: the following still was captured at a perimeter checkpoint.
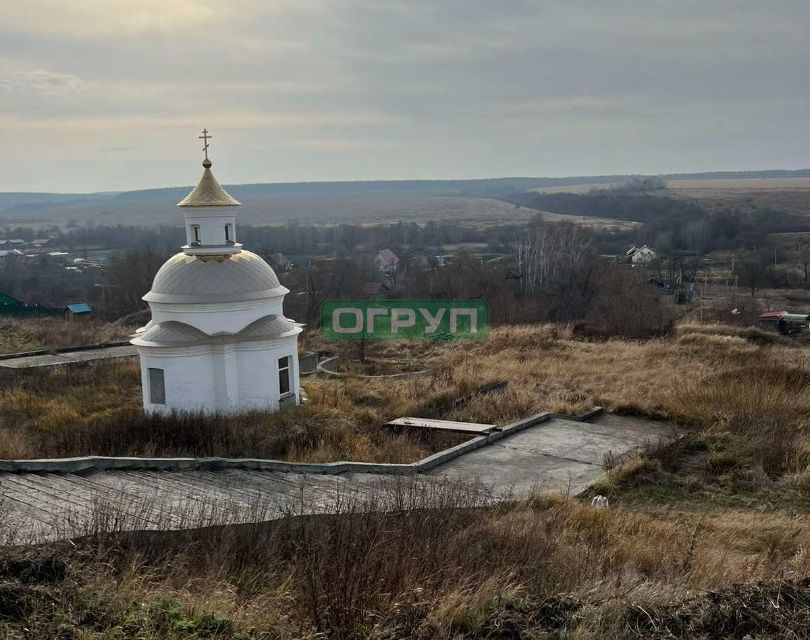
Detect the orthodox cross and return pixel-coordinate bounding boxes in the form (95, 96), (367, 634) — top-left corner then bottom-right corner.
(199, 128), (212, 160)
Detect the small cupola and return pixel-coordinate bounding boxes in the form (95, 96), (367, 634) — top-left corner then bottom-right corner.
(178, 129), (242, 257)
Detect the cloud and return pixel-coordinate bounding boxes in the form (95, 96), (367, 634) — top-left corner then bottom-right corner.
(26, 70), (91, 96)
(0, 60), (92, 98)
(0, 0), (809, 191)
(0, 0), (220, 38)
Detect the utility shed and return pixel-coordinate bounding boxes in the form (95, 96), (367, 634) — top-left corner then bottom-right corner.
(64, 303), (93, 320)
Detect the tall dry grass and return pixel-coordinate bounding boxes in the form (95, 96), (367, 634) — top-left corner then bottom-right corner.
(1, 479), (805, 639)
(1, 322), (807, 474)
(434, 322), (809, 477)
(0, 317), (133, 354)
(0, 359), (476, 461)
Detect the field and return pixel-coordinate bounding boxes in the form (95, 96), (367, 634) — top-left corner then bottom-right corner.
(529, 209), (642, 230)
(525, 176), (810, 236)
(667, 177), (810, 221)
(0, 321), (808, 638)
(0, 193), (530, 228)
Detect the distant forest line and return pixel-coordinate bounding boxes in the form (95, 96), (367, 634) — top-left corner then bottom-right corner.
(2, 168), (810, 212)
(4, 186), (810, 258)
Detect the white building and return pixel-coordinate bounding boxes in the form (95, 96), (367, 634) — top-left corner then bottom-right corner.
(626, 244), (656, 264)
(132, 135), (302, 415)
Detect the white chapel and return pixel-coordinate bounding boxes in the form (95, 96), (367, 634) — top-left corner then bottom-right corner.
(132, 131), (302, 415)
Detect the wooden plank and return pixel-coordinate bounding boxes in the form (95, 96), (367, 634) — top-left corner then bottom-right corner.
(129, 470), (261, 509)
(30, 474), (169, 530)
(119, 471), (215, 501)
(219, 470), (307, 500)
(80, 472), (197, 527)
(0, 511), (50, 545)
(15, 474), (98, 512)
(20, 473), (105, 505)
(176, 470), (296, 505)
(0, 490), (58, 525)
(119, 471), (294, 527)
(0, 475), (91, 514)
(220, 471), (342, 513)
(166, 471), (296, 524)
(60, 472), (152, 503)
(58, 473), (169, 524)
(387, 417), (497, 434)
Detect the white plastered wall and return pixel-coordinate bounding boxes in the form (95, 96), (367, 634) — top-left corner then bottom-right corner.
(138, 346), (217, 415)
(137, 335), (300, 416)
(236, 336), (300, 411)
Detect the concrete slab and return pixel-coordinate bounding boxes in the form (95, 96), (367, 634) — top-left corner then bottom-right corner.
(492, 417), (667, 465)
(0, 345), (137, 369)
(427, 416), (671, 496)
(429, 445), (599, 496)
(0, 413), (675, 544)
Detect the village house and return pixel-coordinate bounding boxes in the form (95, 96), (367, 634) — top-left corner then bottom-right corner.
(626, 245), (656, 264)
(269, 252), (293, 272)
(374, 249), (399, 275)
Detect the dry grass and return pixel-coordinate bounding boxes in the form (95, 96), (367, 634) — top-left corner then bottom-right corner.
(1, 322), (807, 476)
(0, 317), (133, 354)
(0, 481), (806, 639)
(0, 359), (475, 461)
(0, 322), (807, 638)
(430, 323), (809, 477)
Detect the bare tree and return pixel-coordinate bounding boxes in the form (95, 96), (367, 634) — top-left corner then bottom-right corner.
(735, 246), (770, 297)
(512, 222), (592, 297)
(798, 234), (809, 286)
(511, 222), (594, 320)
(103, 250), (167, 318)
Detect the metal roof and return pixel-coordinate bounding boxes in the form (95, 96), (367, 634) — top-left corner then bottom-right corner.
(238, 315), (300, 340)
(131, 321), (209, 346)
(143, 250), (288, 305)
(132, 316), (299, 347)
(177, 161), (241, 207)
(66, 303), (92, 314)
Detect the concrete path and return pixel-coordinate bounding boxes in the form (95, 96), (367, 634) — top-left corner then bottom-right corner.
(430, 414), (672, 495)
(0, 413), (671, 545)
(0, 344), (137, 370)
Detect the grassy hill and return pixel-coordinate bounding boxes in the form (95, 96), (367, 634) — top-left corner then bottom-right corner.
(3, 169), (809, 228)
(0, 321), (807, 638)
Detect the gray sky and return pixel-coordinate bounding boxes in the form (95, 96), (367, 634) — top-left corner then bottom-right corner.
(1, 0), (808, 192)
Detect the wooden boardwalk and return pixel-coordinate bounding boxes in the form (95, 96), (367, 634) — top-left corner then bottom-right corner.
(0, 414), (672, 545)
